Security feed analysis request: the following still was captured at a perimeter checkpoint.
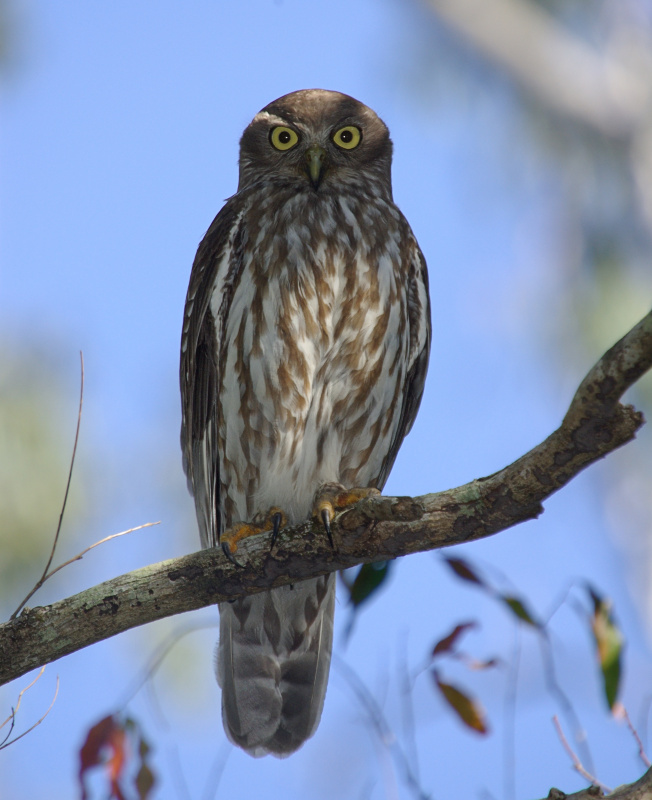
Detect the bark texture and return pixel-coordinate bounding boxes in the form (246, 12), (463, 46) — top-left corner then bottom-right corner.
(539, 766), (652, 799)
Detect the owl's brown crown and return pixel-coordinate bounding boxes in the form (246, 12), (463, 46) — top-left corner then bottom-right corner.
(237, 88), (393, 196)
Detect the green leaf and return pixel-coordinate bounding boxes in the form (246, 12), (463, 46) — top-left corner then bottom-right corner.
(432, 670), (489, 734)
(587, 585), (623, 709)
(500, 595), (541, 627)
(346, 561), (391, 608)
(341, 562), (392, 642)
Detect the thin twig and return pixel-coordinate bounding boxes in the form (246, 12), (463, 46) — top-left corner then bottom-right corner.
(0, 711), (14, 746)
(201, 744), (232, 800)
(503, 627), (520, 800)
(621, 705), (652, 768)
(0, 665), (46, 734)
(552, 715), (611, 794)
(11, 522), (159, 620)
(398, 629), (421, 787)
(540, 632), (595, 777)
(333, 655), (432, 800)
(44, 522), (160, 583)
(0, 675), (60, 749)
(11, 352), (85, 620)
(639, 695), (652, 756)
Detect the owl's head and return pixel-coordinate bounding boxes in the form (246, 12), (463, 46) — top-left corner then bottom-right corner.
(237, 89), (393, 198)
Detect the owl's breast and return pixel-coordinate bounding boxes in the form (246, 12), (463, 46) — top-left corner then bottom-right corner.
(213, 191), (411, 523)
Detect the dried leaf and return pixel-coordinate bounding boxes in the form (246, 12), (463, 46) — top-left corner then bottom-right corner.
(464, 656), (501, 671)
(135, 761), (156, 800)
(79, 715), (121, 800)
(79, 717), (115, 773)
(432, 670), (489, 734)
(587, 585), (623, 709)
(432, 622), (477, 658)
(443, 556), (485, 587)
(135, 727), (155, 800)
(107, 726), (128, 800)
(78, 713), (154, 800)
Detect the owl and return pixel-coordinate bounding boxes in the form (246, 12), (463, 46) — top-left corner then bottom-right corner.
(180, 89), (431, 757)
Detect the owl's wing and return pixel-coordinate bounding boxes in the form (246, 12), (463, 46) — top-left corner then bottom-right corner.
(180, 199), (240, 549)
(377, 238), (431, 490)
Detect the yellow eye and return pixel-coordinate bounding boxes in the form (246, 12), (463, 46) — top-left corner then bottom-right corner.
(270, 126), (299, 151)
(332, 125), (362, 150)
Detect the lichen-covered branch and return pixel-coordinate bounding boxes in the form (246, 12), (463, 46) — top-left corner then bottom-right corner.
(1, 309), (650, 688)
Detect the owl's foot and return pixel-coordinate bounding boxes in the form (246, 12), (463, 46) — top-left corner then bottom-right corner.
(312, 483), (381, 547)
(220, 507), (287, 568)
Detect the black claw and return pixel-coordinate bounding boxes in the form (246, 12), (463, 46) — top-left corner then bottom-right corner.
(221, 541), (244, 569)
(321, 508), (334, 549)
(270, 511), (283, 551)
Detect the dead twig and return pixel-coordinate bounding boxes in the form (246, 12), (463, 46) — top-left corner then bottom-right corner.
(333, 655), (431, 800)
(0, 673), (59, 749)
(552, 715), (611, 794)
(11, 521), (159, 620)
(11, 353), (85, 619)
(43, 523), (160, 584)
(0, 666), (47, 745)
(619, 705), (652, 769)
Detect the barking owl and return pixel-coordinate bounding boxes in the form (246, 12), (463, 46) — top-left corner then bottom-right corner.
(180, 89), (431, 757)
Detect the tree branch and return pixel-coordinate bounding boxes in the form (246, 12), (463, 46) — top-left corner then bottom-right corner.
(536, 765), (652, 800)
(1, 309), (650, 688)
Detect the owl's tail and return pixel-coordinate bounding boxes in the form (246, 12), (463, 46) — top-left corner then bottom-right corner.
(216, 573), (336, 757)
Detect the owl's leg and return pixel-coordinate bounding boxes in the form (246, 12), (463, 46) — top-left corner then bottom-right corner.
(312, 483), (381, 546)
(221, 507), (287, 567)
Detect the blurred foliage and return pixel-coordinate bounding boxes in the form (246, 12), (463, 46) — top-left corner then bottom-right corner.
(340, 561), (393, 642)
(408, 0), (652, 381)
(0, 0), (21, 73)
(400, 0), (652, 632)
(588, 584), (624, 711)
(0, 343), (89, 605)
(410, 552), (633, 792)
(78, 713), (155, 800)
(0, 0), (8, 66)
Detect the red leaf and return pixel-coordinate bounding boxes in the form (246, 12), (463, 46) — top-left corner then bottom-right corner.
(79, 715), (119, 799)
(432, 622), (477, 658)
(107, 726), (128, 800)
(78, 714), (132, 800)
(443, 557), (485, 587)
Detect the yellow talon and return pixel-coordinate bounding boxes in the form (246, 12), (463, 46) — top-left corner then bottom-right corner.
(311, 484), (381, 549)
(220, 507), (287, 566)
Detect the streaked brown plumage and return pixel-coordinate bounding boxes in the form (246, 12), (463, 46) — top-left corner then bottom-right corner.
(180, 89), (430, 757)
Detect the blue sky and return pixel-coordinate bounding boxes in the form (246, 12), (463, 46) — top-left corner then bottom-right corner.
(2, 2), (651, 799)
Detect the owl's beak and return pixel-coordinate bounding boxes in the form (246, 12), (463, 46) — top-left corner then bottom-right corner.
(305, 145), (327, 189)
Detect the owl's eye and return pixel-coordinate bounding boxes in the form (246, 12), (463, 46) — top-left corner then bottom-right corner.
(332, 126), (362, 150)
(270, 126), (299, 151)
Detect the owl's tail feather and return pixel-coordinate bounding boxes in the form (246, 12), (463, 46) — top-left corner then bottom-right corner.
(216, 573), (336, 757)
